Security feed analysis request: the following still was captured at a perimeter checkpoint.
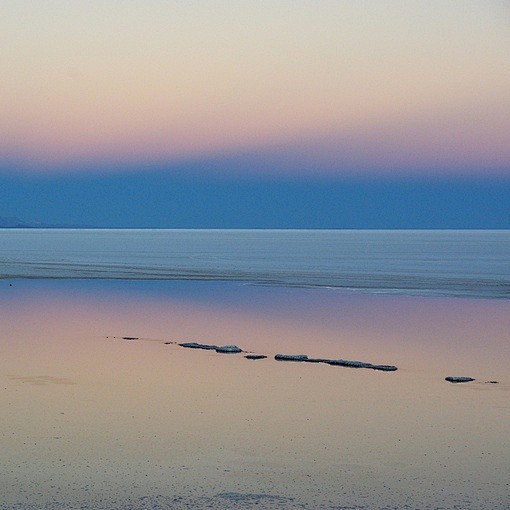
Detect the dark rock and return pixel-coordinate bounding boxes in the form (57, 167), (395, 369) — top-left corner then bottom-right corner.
(122, 337), (139, 340)
(371, 364), (398, 372)
(178, 342), (242, 353)
(215, 345), (242, 354)
(370, 365), (398, 372)
(327, 359), (398, 371)
(245, 354), (267, 360)
(445, 376), (475, 383)
(178, 342), (219, 350)
(164, 342), (172, 345)
(485, 380), (499, 384)
(274, 354), (309, 362)
(327, 359), (373, 368)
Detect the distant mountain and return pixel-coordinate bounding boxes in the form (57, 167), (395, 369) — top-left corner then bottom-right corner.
(0, 216), (90, 228)
(0, 216), (43, 228)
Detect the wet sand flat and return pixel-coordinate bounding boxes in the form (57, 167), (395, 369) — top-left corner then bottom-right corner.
(1, 280), (509, 509)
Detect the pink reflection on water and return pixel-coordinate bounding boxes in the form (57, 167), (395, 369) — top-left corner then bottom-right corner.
(1, 281), (510, 508)
(3, 281), (509, 378)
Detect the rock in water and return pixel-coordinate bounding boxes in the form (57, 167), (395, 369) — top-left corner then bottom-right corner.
(445, 376), (475, 383)
(244, 354), (267, 360)
(326, 359), (398, 371)
(370, 364), (398, 371)
(178, 342), (218, 350)
(215, 345), (242, 354)
(274, 354), (309, 361)
(327, 359), (372, 368)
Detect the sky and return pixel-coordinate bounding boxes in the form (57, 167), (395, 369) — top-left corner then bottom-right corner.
(1, 1), (509, 227)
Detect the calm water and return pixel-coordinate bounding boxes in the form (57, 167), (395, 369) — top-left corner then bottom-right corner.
(2, 232), (510, 509)
(1, 229), (509, 298)
(2, 277), (510, 509)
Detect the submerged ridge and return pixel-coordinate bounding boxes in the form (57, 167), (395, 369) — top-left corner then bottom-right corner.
(1, 261), (508, 298)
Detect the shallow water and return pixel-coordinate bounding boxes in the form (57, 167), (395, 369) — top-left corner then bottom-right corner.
(1, 280), (509, 509)
(1, 229), (509, 298)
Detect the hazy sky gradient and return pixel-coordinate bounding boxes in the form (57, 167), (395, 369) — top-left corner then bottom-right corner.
(1, 2), (508, 228)
(2, 1), (509, 174)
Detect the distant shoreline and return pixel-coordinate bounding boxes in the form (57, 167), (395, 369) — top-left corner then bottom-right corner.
(1, 229), (509, 299)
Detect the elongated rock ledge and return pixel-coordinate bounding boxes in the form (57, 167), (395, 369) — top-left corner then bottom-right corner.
(179, 342), (219, 350)
(274, 354), (397, 371)
(445, 376), (475, 383)
(327, 359), (398, 371)
(274, 354), (309, 362)
(179, 342), (242, 353)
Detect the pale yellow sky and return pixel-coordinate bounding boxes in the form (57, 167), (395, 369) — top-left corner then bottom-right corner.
(1, 1), (509, 171)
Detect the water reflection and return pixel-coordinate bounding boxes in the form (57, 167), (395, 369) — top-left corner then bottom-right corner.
(1, 280), (509, 509)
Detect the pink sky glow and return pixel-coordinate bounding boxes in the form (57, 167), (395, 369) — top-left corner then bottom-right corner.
(1, 1), (509, 175)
